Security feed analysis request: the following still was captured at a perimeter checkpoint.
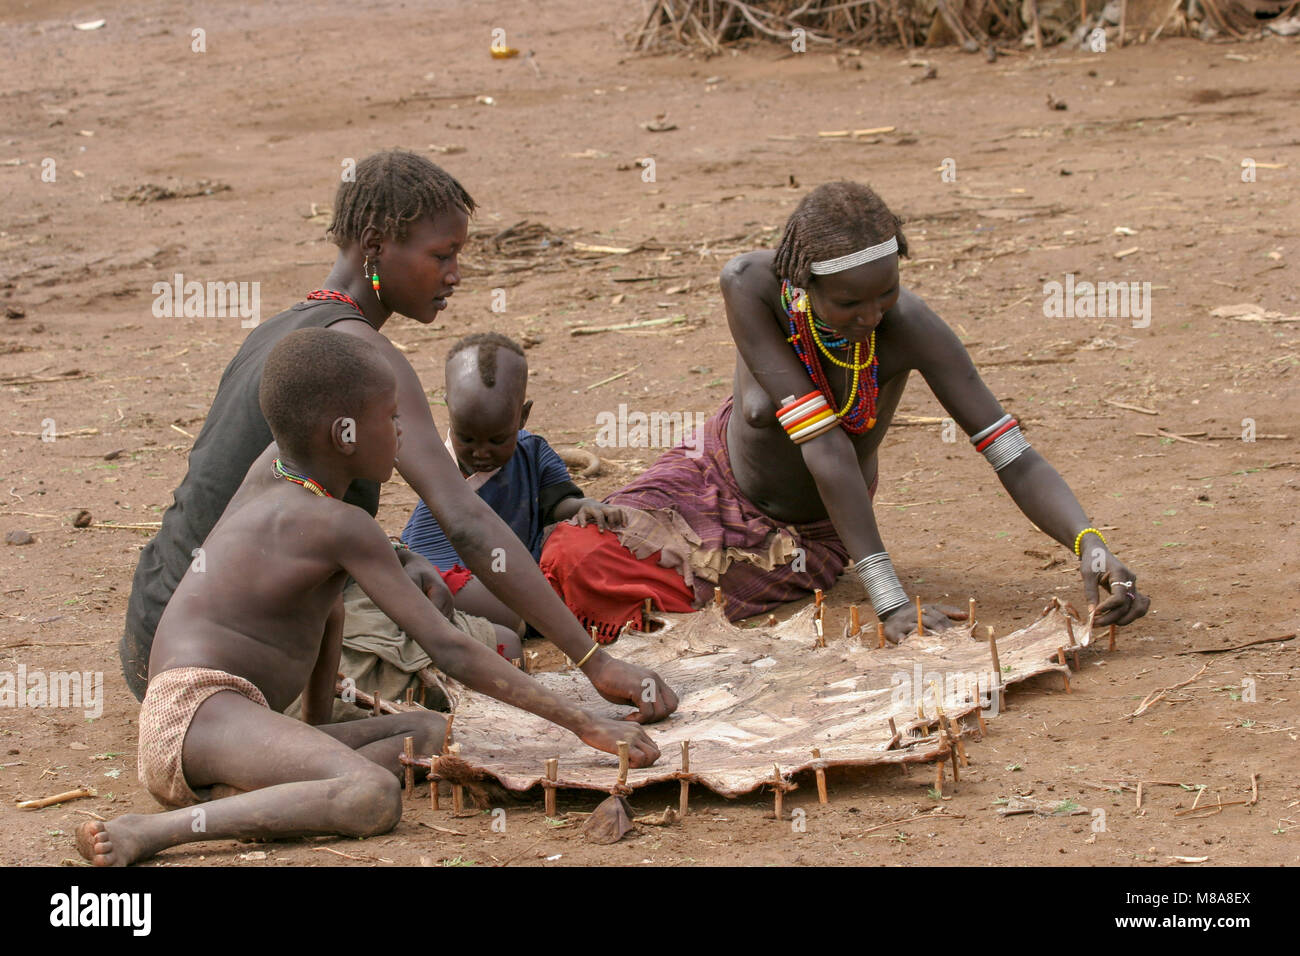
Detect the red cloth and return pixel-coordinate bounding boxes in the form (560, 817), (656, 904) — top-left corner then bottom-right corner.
(540, 397), (880, 641)
(540, 522), (695, 642)
(435, 563), (473, 596)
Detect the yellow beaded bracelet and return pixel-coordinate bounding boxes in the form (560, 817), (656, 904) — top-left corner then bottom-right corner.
(1072, 527), (1108, 557)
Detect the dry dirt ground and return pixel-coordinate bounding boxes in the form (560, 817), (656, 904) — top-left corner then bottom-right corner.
(1, 0), (1298, 868)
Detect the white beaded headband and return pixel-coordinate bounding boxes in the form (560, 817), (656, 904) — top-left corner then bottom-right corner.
(809, 236), (898, 275)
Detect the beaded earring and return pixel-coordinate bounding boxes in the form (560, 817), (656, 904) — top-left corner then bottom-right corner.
(363, 255), (380, 296)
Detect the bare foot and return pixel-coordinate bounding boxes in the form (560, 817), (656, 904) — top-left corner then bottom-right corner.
(75, 818), (150, 867)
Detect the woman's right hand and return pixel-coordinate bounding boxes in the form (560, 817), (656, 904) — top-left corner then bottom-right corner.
(880, 601), (964, 643)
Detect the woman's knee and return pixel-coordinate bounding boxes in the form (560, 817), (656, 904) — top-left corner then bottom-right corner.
(386, 710), (446, 758)
(494, 625), (523, 661)
(332, 768), (402, 836)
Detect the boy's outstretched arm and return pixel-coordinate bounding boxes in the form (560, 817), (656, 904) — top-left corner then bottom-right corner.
(344, 325), (678, 723)
(335, 509), (661, 767)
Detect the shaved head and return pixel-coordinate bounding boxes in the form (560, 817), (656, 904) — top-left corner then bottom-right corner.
(443, 333), (531, 474)
(445, 333), (527, 406)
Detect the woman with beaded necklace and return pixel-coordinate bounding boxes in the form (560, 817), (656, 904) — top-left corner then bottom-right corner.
(541, 182), (1150, 643)
(121, 150), (678, 721)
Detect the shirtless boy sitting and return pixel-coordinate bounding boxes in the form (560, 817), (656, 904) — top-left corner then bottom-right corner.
(77, 328), (658, 866)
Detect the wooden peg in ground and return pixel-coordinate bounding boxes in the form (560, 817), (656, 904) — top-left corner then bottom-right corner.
(403, 736), (415, 795)
(934, 758), (945, 797)
(987, 625), (1005, 711)
(939, 716), (961, 781)
(429, 754), (440, 811)
(916, 595), (924, 637)
(679, 741), (691, 817)
(545, 758), (558, 817)
(404, 686), (414, 707)
(1056, 648), (1072, 693)
(968, 597), (976, 630)
(617, 741), (630, 790)
(850, 604), (860, 635)
(448, 743), (465, 814)
(877, 620), (886, 649)
(811, 747), (829, 804)
(1064, 618), (1082, 669)
(772, 764), (786, 819)
(713, 586), (723, 608)
(947, 715), (969, 767)
(974, 701), (988, 736)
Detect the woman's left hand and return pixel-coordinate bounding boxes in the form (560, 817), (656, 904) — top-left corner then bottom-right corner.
(1081, 548), (1150, 627)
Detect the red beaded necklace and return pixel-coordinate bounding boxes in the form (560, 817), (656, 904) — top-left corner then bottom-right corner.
(306, 289), (365, 317)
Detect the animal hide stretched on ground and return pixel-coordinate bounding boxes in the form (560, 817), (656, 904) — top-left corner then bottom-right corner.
(437, 598), (1091, 798)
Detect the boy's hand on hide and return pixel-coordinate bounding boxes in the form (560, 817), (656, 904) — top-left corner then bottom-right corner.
(580, 715), (660, 768)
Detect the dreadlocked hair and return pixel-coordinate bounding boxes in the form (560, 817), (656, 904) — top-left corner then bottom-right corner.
(446, 332), (526, 389)
(327, 150), (477, 247)
(773, 182), (908, 288)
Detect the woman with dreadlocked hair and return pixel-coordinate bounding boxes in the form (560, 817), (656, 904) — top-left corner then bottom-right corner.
(542, 181), (1149, 642)
(122, 149), (677, 728)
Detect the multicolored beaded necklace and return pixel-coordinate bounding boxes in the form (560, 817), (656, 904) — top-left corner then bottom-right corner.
(272, 458), (333, 498)
(781, 279), (879, 433)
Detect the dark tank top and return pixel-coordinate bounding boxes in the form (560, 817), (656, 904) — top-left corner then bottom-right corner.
(123, 299), (380, 661)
